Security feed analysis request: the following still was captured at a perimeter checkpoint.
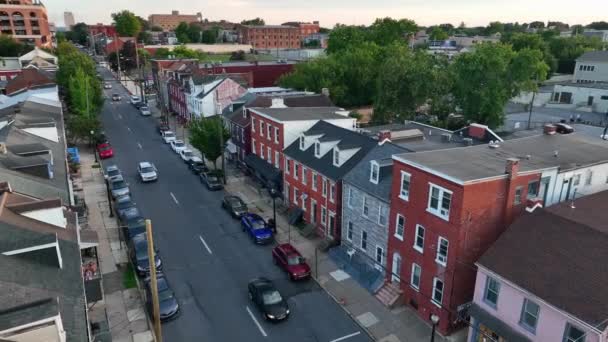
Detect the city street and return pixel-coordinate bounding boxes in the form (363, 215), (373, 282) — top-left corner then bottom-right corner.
(98, 67), (373, 342)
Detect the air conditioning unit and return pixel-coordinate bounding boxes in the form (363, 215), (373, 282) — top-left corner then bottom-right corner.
(463, 138), (473, 146)
(441, 133), (452, 142)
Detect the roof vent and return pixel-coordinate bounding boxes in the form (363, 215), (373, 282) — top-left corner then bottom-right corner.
(525, 154), (531, 160)
(488, 140), (500, 149)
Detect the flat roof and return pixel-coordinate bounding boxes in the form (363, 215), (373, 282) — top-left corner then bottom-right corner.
(394, 132), (608, 183)
(249, 107), (349, 122)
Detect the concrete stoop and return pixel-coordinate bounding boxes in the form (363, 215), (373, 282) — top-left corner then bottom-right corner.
(374, 281), (403, 309)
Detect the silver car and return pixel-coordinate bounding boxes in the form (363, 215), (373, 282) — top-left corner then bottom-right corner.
(110, 175), (130, 198)
(137, 162), (158, 182)
(140, 106), (151, 116)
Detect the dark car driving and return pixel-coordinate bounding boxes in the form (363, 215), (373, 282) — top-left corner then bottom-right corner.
(129, 234), (162, 276)
(248, 277), (289, 321)
(145, 273), (180, 322)
(222, 195), (247, 218)
(200, 171), (223, 191)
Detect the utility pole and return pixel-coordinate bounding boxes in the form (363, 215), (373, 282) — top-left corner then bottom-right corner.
(219, 117), (226, 184)
(134, 40), (144, 102)
(527, 91), (536, 130)
(114, 34), (121, 83)
(145, 220), (162, 342)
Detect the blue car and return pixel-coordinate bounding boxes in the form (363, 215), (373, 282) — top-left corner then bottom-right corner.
(241, 213), (273, 244)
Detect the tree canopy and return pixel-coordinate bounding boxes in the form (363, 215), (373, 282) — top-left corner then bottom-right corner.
(175, 22), (190, 43)
(327, 18), (418, 54)
(0, 34), (34, 57)
(189, 117), (230, 169)
(65, 23), (90, 46)
(112, 10), (141, 37)
(240, 18), (265, 26)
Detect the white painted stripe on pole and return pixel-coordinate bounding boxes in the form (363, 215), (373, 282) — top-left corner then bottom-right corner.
(329, 331), (361, 342)
(245, 306), (267, 337)
(170, 192), (179, 205)
(198, 235), (213, 255)
(137, 142), (142, 149)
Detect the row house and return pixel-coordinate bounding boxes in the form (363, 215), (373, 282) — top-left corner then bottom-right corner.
(471, 191), (608, 342)
(247, 105), (355, 192)
(199, 61), (296, 87)
(283, 121), (376, 239)
(386, 128), (608, 335)
(151, 59), (197, 113)
(185, 73), (249, 119)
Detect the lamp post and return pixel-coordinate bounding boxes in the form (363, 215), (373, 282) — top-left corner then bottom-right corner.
(269, 187), (277, 234)
(90, 130), (98, 163)
(430, 314), (440, 342)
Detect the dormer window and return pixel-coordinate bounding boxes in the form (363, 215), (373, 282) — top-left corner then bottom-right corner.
(299, 136), (305, 150)
(370, 161), (379, 184)
(314, 142), (321, 157)
(333, 148), (340, 166)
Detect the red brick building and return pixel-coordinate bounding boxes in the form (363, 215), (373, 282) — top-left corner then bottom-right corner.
(104, 37), (143, 55)
(237, 25), (301, 49)
(88, 23), (116, 38)
(282, 21), (320, 37)
(0, 0), (51, 47)
(200, 61), (295, 87)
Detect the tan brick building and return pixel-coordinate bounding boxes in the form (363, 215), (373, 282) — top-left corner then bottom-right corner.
(148, 10), (202, 31)
(0, 0), (51, 47)
(238, 25), (301, 49)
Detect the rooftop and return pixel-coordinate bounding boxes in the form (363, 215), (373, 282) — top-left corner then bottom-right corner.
(576, 50), (608, 63)
(393, 132), (608, 184)
(249, 107), (349, 123)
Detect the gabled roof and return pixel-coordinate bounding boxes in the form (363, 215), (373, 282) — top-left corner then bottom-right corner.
(576, 50), (608, 63)
(249, 107), (348, 123)
(18, 47), (58, 64)
(284, 121), (377, 181)
(478, 191), (608, 329)
(4, 69), (55, 96)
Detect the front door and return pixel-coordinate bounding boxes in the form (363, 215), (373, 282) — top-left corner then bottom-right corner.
(391, 253), (401, 283)
(559, 178), (572, 202)
(588, 96), (594, 106)
(311, 200), (317, 224)
(327, 213), (336, 239)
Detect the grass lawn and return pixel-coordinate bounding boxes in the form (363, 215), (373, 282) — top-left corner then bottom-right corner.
(123, 264), (137, 289)
(198, 54), (232, 62)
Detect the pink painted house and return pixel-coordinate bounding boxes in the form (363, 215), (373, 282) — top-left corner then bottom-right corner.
(469, 191), (608, 342)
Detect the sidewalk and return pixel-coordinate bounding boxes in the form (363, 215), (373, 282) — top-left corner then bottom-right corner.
(80, 148), (154, 342)
(224, 176), (463, 342)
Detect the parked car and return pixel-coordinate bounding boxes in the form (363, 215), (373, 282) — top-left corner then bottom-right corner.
(157, 121), (170, 134)
(130, 95), (141, 106)
(188, 160), (208, 174)
(199, 171), (223, 191)
(129, 234), (162, 277)
(119, 206), (142, 226)
(222, 195), (247, 218)
(140, 106), (151, 116)
(170, 140), (187, 154)
(123, 216), (146, 241)
(179, 149), (196, 163)
(114, 195), (136, 217)
(161, 131), (176, 144)
(144, 273), (180, 322)
(247, 278), (289, 321)
(104, 164), (121, 181)
(112, 93), (121, 101)
(137, 161), (158, 182)
(241, 213), (273, 244)
(555, 123), (575, 134)
(104, 83), (112, 89)
(110, 176), (130, 199)
(272, 244), (311, 281)
(96, 142), (114, 159)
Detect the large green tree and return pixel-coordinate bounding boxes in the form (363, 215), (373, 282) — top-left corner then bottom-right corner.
(326, 24), (368, 54)
(112, 10), (141, 37)
(201, 29), (218, 44)
(189, 117), (230, 169)
(586, 21), (608, 30)
(0, 34), (34, 56)
(66, 22), (90, 46)
(187, 24), (203, 43)
(240, 18), (265, 26)
(175, 22), (191, 43)
(429, 27), (449, 41)
(506, 33), (557, 73)
(368, 18), (417, 46)
(548, 35), (606, 73)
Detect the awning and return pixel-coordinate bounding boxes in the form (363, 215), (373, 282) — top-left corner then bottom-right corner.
(469, 303), (532, 342)
(244, 154), (281, 184)
(226, 139), (237, 154)
(79, 230), (99, 249)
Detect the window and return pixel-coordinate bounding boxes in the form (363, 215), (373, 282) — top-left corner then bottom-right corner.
(322, 178), (327, 197)
(484, 277), (501, 308)
(267, 124), (271, 139)
(375, 246), (383, 264)
(330, 183), (335, 202)
(436, 237), (449, 265)
(274, 151), (280, 169)
(285, 158), (290, 174)
(284, 183), (290, 201)
(601, 95), (608, 100)
(362, 196), (369, 217)
(294, 162), (299, 179)
(252, 139), (256, 156)
(399, 172), (411, 200)
(312, 172), (317, 190)
(370, 161), (380, 184)
(314, 142), (321, 157)
(274, 127), (279, 143)
(378, 205), (387, 226)
(260, 143), (265, 159)
(573, 174), (581, 186)
(333, 148), (340, 166)
(347, 187), (354, 208)
(293, 188), (299, 205)
(321, 206), (327, 225)
(347, 221), (353, 241)
(514, 186), (522, 204)
(563, 323), (585, 342)
(414, 225), (425, 253)
(428, 184), (452, 220)
(411, 264), (421, 290)
(520, 299), (540, 333)
(299, 136), (305, 150)
(259, 121), (264, 135)
(360, 230), (367, 250)
(252, 117), (256, 132)
(395, 214), (405, 240)
(302, 167), (307, 185)
(527, 181), (539, 199)
(432, 278), (444, 306)
(267, 147), (272, 164)
(585, 171), (593, 185)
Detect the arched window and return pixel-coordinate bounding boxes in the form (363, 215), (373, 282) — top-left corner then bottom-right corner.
(12, 12), (24, 20)
(29, 12), (37, 18)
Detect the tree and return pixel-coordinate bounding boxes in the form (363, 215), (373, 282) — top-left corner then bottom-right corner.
(230, 50), (245, 61)
(136, 16), (150, 31)
(154, 47), (171, 58)
(571, 25), (584, 35)
(586, 21), (608, 30)
(547, 21), (569, 30)
(66, 114), (101, 143)
(528, 21), (545, 29)
(486, 21), (505, 34)
(189, 117), (230, 169)
(429, 27), (449, 41)
(201, 29), (218, 44)
(0, 34), (33, 56)
(138, 30), (152, 45)
(326, 24), (368, 54)
(318, 27), (330, 34)
(187, 24), (203, 43)
(175, 22), (191, 43)
(507, 33), (557, 73)
(368, 18), (417, 46)
(67, 22), (90, 46)
(548, 35), (607, 73)
(112, 10), (141, 37)
(151, 26), (163, 32)
(240, 18), (265, 26)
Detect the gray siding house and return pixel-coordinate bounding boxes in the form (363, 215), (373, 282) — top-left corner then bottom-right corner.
(573, 50), (608, 83)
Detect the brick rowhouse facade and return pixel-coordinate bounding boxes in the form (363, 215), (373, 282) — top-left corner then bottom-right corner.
(238, 25), (301, 49)
(0, 0), (51, 47)
(283, 21), (320, 37)
(386, 156), (541, 335)
(200, 61), (295, 88)
(249, 109), (285, 171)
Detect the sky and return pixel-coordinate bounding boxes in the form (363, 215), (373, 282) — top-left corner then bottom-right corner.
(48, 0), (607, 28)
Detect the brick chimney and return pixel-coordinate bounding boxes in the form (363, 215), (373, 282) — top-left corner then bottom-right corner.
(378, 130), (391, 143)
(468, 123), (487, 140)
(543, 124), (557, 135)
(505, 158), (519, 179)
(0, 181), (11, 194)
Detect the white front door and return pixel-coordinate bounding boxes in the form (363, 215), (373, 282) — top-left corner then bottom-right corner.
(391, 253), (402, 283)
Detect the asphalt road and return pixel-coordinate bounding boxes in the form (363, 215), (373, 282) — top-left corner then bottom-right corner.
(98, 67), (373, 342)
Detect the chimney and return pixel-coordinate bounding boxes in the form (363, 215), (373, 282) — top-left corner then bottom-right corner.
(543, 124), (557, 135)
(313, 21), (319, 25)
(378, 130), (391, 143)
(172, 10), (179, 15)
(271, 98), (286, 108)
(0, 181), (11, 194)
(0, 143), (7, 154)
(505, 158), (520, 178)
(468, 123), (487, 140)
(321, 88), (330, 97)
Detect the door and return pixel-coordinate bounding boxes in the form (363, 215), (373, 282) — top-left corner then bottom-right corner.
(559, 178), (572, 203)
(311, 200), (317, 224)
(391, 253), (401, 283)
(539, 176), (551, 205)
(587, 96), (594, 106)
(328, 213), (336, 238)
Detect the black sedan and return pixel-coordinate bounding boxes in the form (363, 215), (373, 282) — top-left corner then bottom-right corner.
(115, 195), (136, 217)
(188, 160), (208, 174)
(129, 234), (162, 277)
(248, 277), (289, 322)
(222, 195), (247, 218)
(199, 171), (223, 191)
(145, 273), (180, 322)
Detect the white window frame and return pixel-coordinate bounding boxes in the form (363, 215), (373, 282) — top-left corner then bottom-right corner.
(259, 121), (264, 136)
(266, 123), (271, 139)
(285, 157), (290, 174)
(310, 199), (317, 224)
(322, 178), (327, 198)
(410, 263), (421, 290)
(294, 162), (299, 179)
(251, 117), (256, 132)
(413, 224), (425, 253)
(347, 221), (353, 241)
(274, 151), (280, 169)
(267, 146), (272, 164)
(321, 206), (327, 225)
(329, 182), (335, 203)
(274, 127), (279, 143)
(347, 187), (354, 208)
(394, 214), (405, 241)
(427, 183), (452, 221)
(585, 170), (593, 185)
(293, 187), (298, 204)
(299, 136), (305, 150)
(362, 196), (369, 218)
(302, 167), (307, 185)
(520, 298), (540, 333)
(333, 148), (340, 166)
(432, 278), (444, 306)
(378, 204), (387, 226)
(314, 142), (321, 157)
(360, 230), (367, 251)
(241, 127), (245, 143)
(312, 172), (317, 190)
(252, 139), (256, 156)
(260, 143), (265, 159)
(436, 237), (449, 266)
(399, 171), (411, 201)
(375, 246), (383, 265)
(370, 161), (380, 184)
(484, 276), (501, 308)
(284, 183), (290, 201)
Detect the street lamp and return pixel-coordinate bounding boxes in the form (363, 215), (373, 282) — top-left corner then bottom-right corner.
(430, 314), (440, 342)
(269, 187), (277, 234)
(90, 130), (98, 162)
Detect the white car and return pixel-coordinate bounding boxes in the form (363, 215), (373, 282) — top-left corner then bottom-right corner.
(130, 95), (141, 106)
(103, 83), (112, 89)
(137, 162), (158, 182)
(179, 149), (198, 163)
(139, 106), (151, 116)
(161, 131), (176, 144)
(170, 140), (187, 154)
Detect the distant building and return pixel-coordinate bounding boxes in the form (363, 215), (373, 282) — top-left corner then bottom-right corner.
(549, 82), (608, 113)
(282, 21), (320, 37)
(148, 10), (202, 31)
(0, 0), (52, 47)
(63, 11), (74, 28)
(582, 29), (608, 42)
(88, 23), (117, 38)
(573, 50), (608, 83)
(0, 57), (22, 81)
(237, 25), (301, 49)
(303, 33), (328, 49)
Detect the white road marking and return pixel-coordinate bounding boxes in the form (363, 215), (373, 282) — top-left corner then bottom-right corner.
(198, 235), (213, 254)
(137, 142), (142, 149)
(170, 192), (179, 205)
(118, 114), (123, 120)
(245, 306), (267, 337)
(329, 332), (361, 342)
(127, 127), (131, 132)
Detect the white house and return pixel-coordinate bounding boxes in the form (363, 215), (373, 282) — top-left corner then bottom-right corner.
(573, 50), (608, 84)
(186, 76), (248, 118)
(548, 83), (608, 113)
